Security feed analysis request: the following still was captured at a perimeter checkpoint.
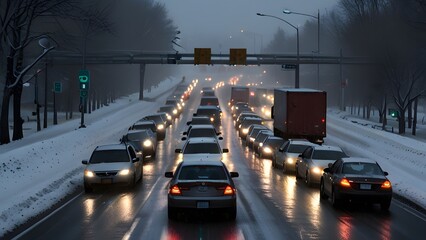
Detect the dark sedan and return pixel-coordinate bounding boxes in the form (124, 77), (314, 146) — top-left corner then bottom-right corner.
(320, 157), (392, 211)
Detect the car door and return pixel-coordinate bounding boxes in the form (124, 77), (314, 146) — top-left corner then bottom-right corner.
(324, 160), (342, 195)
(298, 147), (313, 177)
(276, 141), (289, 166)
(128, 146), (142, 179)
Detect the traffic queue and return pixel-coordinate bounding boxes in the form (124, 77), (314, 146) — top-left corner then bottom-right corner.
(81, 80), (197, 193)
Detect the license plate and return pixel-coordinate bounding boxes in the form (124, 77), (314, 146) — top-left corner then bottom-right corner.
(101, 178), (112, 184)
(197, 201), (209, 209)
(360, 184), (371, 190)
(198, 186), (207, 192)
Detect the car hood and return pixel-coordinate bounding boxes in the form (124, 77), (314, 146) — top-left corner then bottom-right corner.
(86, 162), (131, 171)
(285, 153), (300, 158)
(182, 154), (222, 161)
(312, 159), (337, 168)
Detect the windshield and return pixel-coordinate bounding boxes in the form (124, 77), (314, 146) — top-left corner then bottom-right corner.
(183, 143), (221, 154)
(312, 150), (347, 160)
(144, 116), (162, 123)
(127, 132), (149, 141)
(264, 138), (284, 148)
(288, 144), (311, 153)
(178, 165), (227, 180)
(188, 129), (216, 138)
(133, 123), (155, 131)
(90, 150), (129, 163)
(342, 162), (383, 175)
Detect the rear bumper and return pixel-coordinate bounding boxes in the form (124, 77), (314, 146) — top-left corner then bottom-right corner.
(335, 187), (392, 203)
(168, 195), (236, 209)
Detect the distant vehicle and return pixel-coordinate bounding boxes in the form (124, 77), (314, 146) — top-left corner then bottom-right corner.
(235, 112), (261, 130)
(258, 136), (285, 159)
(175, 137), (228, 156)
(200, 96), (220, 108)
(165, 98), (183, 114)
(272, 139), (317, 172)
(296, 145), (348, 186)
(130, 120), (164, 140)
(201, 89), (216, 97)
(232, 105), (252, 120)
(121, 129), (157, 159)
(182, 124), (222, 141)
(186, 116), (212, 126)
(246, 125), (269, 148)
(252, 130), (274, 154)
(82, 144), (142, 193)
(141, 114), (168, 137)
(229, 86), (250, 107)
(165, 158), (239, 220)
(320, 157), (392, 211)
(272, 88), (326, 144)
(194, 106), (222, 128)
(159, 105), (179, 120)
(231, 102), (249, 116)
(238, 117), (263, 139)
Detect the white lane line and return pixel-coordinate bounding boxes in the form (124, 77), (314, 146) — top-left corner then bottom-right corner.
(393, 200), (426, 221)
(12, 193), (83, 240)
(122, 218), (140, 240)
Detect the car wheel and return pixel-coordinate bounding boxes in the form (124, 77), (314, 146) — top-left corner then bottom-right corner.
(129, 174), (136, 188)
(295, 166), (301, 179)
(84, 182), (93, 193)
(332, 188), (341, 208)
(168, 207), (178, 220)
(228, 207), (237, 220)
(320, 180), (328, 200)
(380, 199), (391, 211)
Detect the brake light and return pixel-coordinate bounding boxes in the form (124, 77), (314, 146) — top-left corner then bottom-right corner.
(169, 185), (181, 195)
(381, 180), (392, 189)
(340, 178), (351, 187)
(223, 185), (235, 195)
(321, 118), (326, 123)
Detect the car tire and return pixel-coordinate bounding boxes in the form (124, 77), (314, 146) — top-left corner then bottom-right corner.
(295, 166), (301, 179)
(228, 207), (237, 221)
(320, 180), (328, 200)
(380, 199), (391, 211)
(84, 182), (93, 193)
(168, 207), (178, 220)
(332, 188), (341, 208)
(306, 172), (313, 187)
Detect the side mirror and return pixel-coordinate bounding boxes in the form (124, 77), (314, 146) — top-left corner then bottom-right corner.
(82, 160), (88, 165)
(328, 163), (333, 168)
(323, 168), (330, 173)
(128, 126), (132, 131)
(193, 113), (197, 116)
(183, 132), (187, 135)
(217, 132), (222, 135)
(230, 172), (239, 178)
(181, 137), (187, 141)
(298, 154), (302, 158)
(175, 149), (182, 153)
(218, 136), (223, 140)
(165, 172), (173, 178)
(222, 148), (229, 153)
(278, 148), (284, 152)
(132, 157), (139, 163)
(186, 121), (191, 126)
(383, 171), (389, 176)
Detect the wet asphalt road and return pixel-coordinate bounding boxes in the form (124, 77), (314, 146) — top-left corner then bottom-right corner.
(14, 85), (426, 240)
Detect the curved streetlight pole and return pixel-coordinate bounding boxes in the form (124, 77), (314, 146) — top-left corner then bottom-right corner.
(257, 13), (300, 88)
(284, 9), (320, 89)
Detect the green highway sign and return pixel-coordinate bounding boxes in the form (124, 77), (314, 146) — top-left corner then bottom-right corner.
(53, 82), (62, 93)
(79, 70), (90, 90)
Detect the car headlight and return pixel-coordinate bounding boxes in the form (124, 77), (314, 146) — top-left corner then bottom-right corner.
(312, 167), (321, 174)
(119, 169), (130, 176)
(157, 124), (164, 130)
(259, 142), (263, 147)
(143, 140), (152, 147)
(182, 102), (185, 106)
(167, 115), (172, 120)
(250, 137), (255, 142)
(286, 157), (294, 164)
(263, 147), (272, 153)
(178, 106), (182, 110)
(173, 109), (178, 114)
(242, 128), (249, 134)
(84, 170), (95, 178)
(238, 124), (242, 129)
(210, 117), (214, 122)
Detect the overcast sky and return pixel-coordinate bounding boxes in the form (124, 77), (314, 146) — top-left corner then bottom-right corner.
(156, 0), (339, 53)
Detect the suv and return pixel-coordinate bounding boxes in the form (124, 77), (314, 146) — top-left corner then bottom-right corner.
(82, 144), (142, 193)
(165, 159), (239, 220)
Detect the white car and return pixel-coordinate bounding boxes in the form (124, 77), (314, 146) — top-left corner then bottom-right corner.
(175, 137), (229, 161)
(82, 144), (143, 193)
(272, 139), (317, 173)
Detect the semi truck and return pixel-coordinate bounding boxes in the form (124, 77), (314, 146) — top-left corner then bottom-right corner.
(271, 88), (326, 144)
(229, 86), (250, 107)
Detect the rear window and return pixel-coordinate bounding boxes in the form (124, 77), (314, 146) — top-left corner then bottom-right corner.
(312, 150), (347, 160)
(133, 123), (156, 131)
(188, 129), (216, 138)
(342, 162), (383, 175)
(183, 143), (221, 154)
(178, 165), (227, 180)
(288, 144), (311, 153)
(191, 118), (211, 125)
(197, 109), (219, 116)
(200, 98), (219, 106)
(90, 150), (129, 163)
(265, 138), (284, 148)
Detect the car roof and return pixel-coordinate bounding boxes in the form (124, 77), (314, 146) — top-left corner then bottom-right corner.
(180, 154), (223, 163)
(192, 116), (210, 120)
(134, 120), (155, 125)
(95, 144), (127, 151)
(289, 139), (316, 145)
(146, 113), (165, 117)
(160, 105), (175, 109)
(313, 145), (344, 151)
(189, 124), (216, 129)
(197, 105), (220, 110)
(341, 157), (377, 164)
(201, 96), (218, 99)
(127, 129), (150, 135)
(186, 137), (219, 143)
(265, 136), (283, 141)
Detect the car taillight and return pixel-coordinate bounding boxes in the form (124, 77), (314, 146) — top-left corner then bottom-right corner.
(223, 185), (235, 195)
(321, 118), (326, 123)
(340, 178), (351, 187)
(381, 180), (392, 189)
(169, 185), (181, 195)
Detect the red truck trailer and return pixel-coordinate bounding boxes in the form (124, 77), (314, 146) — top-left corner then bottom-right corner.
(229, 86), (250, 107)
(272, 88), (326, 144)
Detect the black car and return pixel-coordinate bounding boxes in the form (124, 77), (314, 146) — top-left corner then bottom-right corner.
(194, 106), (222, 129)
(320, 157), (392, 211)
(121, 129), (157, 159)
(130, 120), (165, 140)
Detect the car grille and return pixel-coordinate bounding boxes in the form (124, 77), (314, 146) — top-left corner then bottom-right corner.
(95, 171), (118, 177)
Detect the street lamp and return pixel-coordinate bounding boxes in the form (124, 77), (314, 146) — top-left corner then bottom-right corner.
(257, 13), (300, 88)
(284, 9), (320, 89)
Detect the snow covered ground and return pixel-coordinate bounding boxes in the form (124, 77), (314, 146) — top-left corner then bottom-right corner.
(0, 81), (425, 237)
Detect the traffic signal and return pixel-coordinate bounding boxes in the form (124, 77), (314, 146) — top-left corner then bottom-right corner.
(79, 70), (90, 90)
(194, 48), (211, 65)
(229, 48), (246, 65)
(388, 108), (398, 118)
